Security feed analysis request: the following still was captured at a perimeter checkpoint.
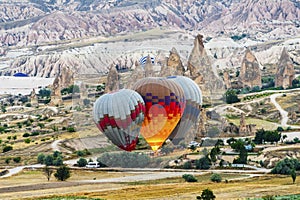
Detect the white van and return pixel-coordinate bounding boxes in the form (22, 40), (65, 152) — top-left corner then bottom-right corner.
(86, 162), (100, 168)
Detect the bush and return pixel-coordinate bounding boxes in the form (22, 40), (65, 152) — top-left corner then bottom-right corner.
(24, 138), (31, 144)
(44, 155), (54, 166)
(210, 173), (222, 183)
(13, 157), (21, 163)
(54, 166), (71, 181)
(23, 133), (30, 137)
(67, 126), (76, 132)
(182, 174), (197, 182)
(77, 158), (88, 167)
(3, 145), (13, 153)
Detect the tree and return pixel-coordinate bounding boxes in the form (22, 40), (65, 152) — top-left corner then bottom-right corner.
(54, 166), (71, 181)
(44, 155), (54, 166)
(43, 166), (53, 181)
(197, 188), (216, 200)
(77, 158), (88, 167)
(291, 169), (296, 184)
(264, 130), (281, 144)
(37, 153), (45, 164)
(271, 158), (300, 175)
(224, 89), (240, 104)
(210, 173), (222, 183)
(254, 129), (265, 144)
(196, 156), (211, 169)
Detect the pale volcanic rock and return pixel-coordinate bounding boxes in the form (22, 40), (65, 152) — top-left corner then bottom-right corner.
(188, 34), (225, 103)
(275, 48), (295, 89)
(238, 49), (262, 88)
(160, 47), (184, 77)
(105, 65), (119, 93)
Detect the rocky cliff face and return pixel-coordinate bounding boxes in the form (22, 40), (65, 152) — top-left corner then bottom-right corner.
(0, 0), (299, 46)
(275, 48), (295, 89)
(238, 49), (262, 88)
(188, 34), (225, 104)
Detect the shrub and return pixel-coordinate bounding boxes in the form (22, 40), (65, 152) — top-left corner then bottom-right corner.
(5, 157), (11, 164)
(54, 166), (71, 181)
(182, 174), (197, 182)
(24, 138), (31, 144)
(13, 157), (21, 163)
(210, 173), (222, 183)
(67, 126), (76, 132)
(44, 155), (54, 166)
(23, 133), (30, 137)
(3, 145), (13, 153)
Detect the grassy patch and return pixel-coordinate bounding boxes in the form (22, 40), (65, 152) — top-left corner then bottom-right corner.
(227, 117), (279, 130)
(34, 196), (103, 200)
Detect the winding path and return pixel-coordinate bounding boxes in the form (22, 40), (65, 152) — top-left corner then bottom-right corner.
(270, 93), (289, 127)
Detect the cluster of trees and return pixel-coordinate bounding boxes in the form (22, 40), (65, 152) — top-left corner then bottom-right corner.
(43, 165), (71, 182)
(227, 138), (249, 164)
(254, 129), (281, 144)
(37, 151), (63, 166)
(97, 152), (150, 168)
(272, 158), (299, 184)
(61, 85), (80, 95)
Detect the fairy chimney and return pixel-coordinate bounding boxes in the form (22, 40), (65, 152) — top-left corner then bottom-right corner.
(105, 65), (119, 93)
(238, 49), (262, 88)
(275, 48), (295, 89)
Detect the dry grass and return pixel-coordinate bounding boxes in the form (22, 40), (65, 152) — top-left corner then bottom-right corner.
(3, 169), (299, 200)
(41, 175), (300, 200)
(227, 118), (279, 130)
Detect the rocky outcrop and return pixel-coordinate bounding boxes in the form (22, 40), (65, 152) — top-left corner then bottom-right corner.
(223, 71), (231, 89)
(187, 34), (225, 103)
(30, 89), (38, 106)
(160, 47), (184, 76)
(238, 49), (262, 88)
(275, 48), (295, 89)
(239, 113), (256, 135)
(144, 55), (154, 77)
(105, 65), (119, 93)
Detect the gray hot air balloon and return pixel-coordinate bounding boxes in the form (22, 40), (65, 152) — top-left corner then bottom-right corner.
(93, 89), (145, 151)
(167, 76), (202, 145)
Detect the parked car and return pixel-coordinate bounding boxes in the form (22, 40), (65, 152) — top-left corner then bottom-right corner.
(86, 162), (100, 168)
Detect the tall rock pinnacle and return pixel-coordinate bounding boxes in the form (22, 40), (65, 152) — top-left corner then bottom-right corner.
(275, 48), (295, 89)
(238, 49), (262, 88)
(187, 34), (225, 104)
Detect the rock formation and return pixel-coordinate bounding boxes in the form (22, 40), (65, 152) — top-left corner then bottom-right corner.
(144, 55), (154, 77)
(30, 89), (38, 106)
(239, 113), (256, 135)
(187, 34), (225, 104)
(105, 65), (119, 93)
(275, 48), (295, 89)
(223, 71), (231, 89)
(160, 47), (184, 76)
(238, 49), (262, 88)
(49, 75), (63, 106)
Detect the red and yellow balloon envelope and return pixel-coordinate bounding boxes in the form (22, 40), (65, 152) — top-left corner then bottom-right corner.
(132, 77), (185, 151)
(93, 89), (145, 151)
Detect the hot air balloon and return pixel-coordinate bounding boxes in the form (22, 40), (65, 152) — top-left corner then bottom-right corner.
(167, 76), (202, 145)
(132, 77), (185, 151)
(93, 89), (145, 151)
